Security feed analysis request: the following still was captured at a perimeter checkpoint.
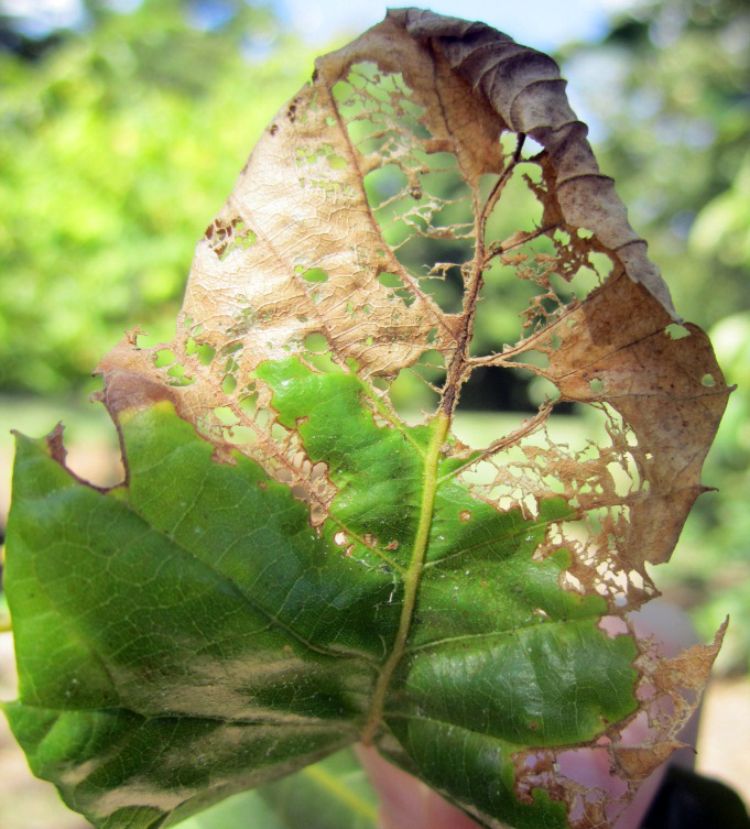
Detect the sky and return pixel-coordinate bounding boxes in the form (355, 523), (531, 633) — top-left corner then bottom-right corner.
(274, 0), (637, 51)
(4, 0), (637, 51)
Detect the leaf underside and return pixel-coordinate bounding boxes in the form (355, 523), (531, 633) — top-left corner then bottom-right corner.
(4, 9), (728, 829)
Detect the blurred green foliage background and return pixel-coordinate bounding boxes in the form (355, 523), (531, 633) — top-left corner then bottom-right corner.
(0, 0), (748, 672)
(0, 0), (313, 393)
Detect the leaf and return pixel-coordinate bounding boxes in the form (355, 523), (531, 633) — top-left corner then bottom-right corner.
(3, 9), (729, 829)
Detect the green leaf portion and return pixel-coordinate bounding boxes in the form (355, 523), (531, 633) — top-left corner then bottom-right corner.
(256, 357), (430, 566)
(120, 399), (402, 661)
(7, 418), (377, 718)
(416, 493), (602, 642)
(4, 417), (367, 827)
(5, 358), (640, 829)
(4, 700), (348, 829)
(257, 361), (634, 740)
(399, 620), (637, 746)
(388, 718), (568, 829)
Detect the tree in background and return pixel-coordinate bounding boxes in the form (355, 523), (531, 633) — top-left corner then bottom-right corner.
(565, 0), (748, 326)
(0, 0), (312, 393)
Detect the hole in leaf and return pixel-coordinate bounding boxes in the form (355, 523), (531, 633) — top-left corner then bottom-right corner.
(528, 376), (560, 406)
(389, 366), (440, 422)
(509, 349), (550, 370)
(599, 616), (629, 638)
(225, 426), (257, 447)
(378, 272), (403, 288)
(302, 268), (329, 283)
(166, 363), (193, 386)
(154, 348), (176, 368)
(521, 134), (544, 158)
(549, 265), (602, 304)
(365, 165), (409, 208)
(304, 332), (329, 353)
(239, 392), (259, 416)
(196, 344), (216, 365)
(327, 153), (346, 170)
(665, 323), (691, 340)
(458, 365), (557, 413)
(420, 269), (464, 314)
(214, 406), (238, 426)
(254, 408), (272, 429)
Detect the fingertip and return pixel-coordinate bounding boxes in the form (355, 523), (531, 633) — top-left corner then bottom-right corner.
(356, 744), (480, 829)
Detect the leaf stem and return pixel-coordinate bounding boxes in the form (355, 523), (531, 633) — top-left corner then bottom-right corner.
(360, 410), (451, 744)
(439, 136), (525, 416)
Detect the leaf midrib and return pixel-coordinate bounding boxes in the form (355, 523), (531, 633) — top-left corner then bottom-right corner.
(360, 410), (451, 743)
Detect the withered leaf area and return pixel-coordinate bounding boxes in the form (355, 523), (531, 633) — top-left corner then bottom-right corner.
(8, 9), (729, 829)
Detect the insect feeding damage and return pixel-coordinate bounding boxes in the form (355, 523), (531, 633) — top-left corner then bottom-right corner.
(78, 8), (728, 829)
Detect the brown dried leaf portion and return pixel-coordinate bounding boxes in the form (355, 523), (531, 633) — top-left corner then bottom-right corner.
(100, 13), (502, 488)
(97, 335), (338, 523)
(457, 272), (727, 620)
(495, 273), (727, 571)
(391, 7), (677, 318)
(182, 54), (459, 381)
(98, 9), (725, 529)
